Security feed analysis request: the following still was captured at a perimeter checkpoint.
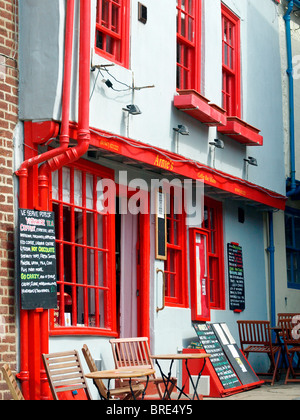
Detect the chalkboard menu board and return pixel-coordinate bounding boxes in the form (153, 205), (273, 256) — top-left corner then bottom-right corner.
(193, 323), (241, 390)
(227, 243), (245, 312)
(211, 323), (260, 386)
(18, 209), (57, 310)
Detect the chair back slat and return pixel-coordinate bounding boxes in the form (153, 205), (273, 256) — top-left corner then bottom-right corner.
(279, 319), (300, 345)
(277, 313), (299, 324)
(1, 364), (25, 400)
(42, 350), (92, 400)
(237, 320), (272, 348)
(110, 337), (155, 374)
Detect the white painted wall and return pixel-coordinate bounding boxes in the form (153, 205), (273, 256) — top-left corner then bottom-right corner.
(19, 0), (285, 195)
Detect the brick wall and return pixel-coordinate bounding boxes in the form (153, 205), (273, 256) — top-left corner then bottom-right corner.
(0, 0), (18, 400)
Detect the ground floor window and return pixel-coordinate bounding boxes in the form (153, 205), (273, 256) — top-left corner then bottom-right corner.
(164, 187), (188, 307)
(49, 160), (116, 335)
(202, 197), (225, 310)
(285, 207), (300, 290)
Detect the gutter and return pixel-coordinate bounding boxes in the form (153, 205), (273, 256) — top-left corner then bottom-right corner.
(267, 212), (276, 329)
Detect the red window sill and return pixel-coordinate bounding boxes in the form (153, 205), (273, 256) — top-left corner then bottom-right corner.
(174, 89), (227, 127)
(50, 327), (118, 337)
(217, 116), (263, 146)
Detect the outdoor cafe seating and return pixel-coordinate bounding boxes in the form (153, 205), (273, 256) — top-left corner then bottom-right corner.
(237, 320), (281, 386)
(109, 337), (177, 399)
(278, 316), (300, 384)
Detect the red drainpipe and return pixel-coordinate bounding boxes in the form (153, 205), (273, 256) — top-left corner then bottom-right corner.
(38, 0), (91, 401)
(38, 0), (91, 206)
(15, 0), (77, 400)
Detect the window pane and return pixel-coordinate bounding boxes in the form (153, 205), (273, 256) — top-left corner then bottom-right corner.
(101, 0), (110, 27)
(63, 167), (70, 203)
(285, 214), (293, 247)
(75, 210), (83, 244)
(86, 212), (94, 247)
(295, 253), (300, 284)
(111, 3), (120, 33)
(295, 216), (300, 249)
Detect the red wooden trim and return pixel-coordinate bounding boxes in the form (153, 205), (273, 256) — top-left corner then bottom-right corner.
(204, 197), (225, 311)
(164, 189), (189, 308)
(221, 4), (241, 118)
(81, 125), (286, 210)
(95, 0), (130, 68)
(217, 116), (263, 146)
(176, 0), (201, 91)
(25, 121), (286, 212)
(49, 158), (117, 336)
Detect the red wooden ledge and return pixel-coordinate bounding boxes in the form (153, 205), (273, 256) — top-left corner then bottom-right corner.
(174, 90), (227, 127)
(217, 116), (263, 146)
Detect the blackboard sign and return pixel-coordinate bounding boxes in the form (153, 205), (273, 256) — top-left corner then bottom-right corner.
(193, 323), (241, 390)
(18, 209), (58, 310)
(155, 190), (167, 260)
(211, 323), (260, 386)
(227, 243), (245, 312)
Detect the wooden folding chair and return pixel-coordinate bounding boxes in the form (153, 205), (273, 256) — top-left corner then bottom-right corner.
(277, 313), (300, 323)
(82, 344), (144, 400)
(42, 350), (92, 400)
(109, 337), (177, 399)
(1, 364), (25, 401)
(237, 320), (281, 386)
(278, 319), (300, 384)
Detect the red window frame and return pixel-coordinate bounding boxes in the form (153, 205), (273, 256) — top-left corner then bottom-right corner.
(202, 197), (225, 310)
(176, 0), (201, 91)
(221, 4), (241, 117)
(164, 188), (188, 307)
(49, 159), (117, 336)
(95, 0), (130, 68)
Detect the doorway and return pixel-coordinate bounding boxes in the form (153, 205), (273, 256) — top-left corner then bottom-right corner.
(116, 210), (139, 337)
(115, 196), (150, 338)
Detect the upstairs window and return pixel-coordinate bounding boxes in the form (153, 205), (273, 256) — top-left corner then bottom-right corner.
(95, 0), (130, 68)
(221, 4), (241, 117)
(285, 208), (300, 290)
(176, 0), (201, 91)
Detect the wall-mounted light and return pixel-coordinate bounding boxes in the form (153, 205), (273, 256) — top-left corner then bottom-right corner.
(173, 125), (189, 154)
(244, 157), (258, 166)
(209, 138), (224, 149)
(123, 104), (142, 115)
(173, 124), (189, 136)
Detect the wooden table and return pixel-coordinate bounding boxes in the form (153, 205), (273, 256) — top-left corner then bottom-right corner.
(85, 368), (155, 400)
(151, 353), (210, 400)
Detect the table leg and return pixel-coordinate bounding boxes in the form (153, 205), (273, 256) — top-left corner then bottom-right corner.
(184, 358), (206, 400)
(106, 379), (111, 400)
(128, 375), (150, 400)
(155, 359), (192, 400)
(155, 359), (173, 399)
